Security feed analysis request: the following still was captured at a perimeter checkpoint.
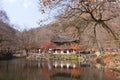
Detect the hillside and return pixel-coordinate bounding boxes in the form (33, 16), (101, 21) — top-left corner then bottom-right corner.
(19, 15), (120, 51)
(0, 10), (19, 50)
(18, 23), (63, 49)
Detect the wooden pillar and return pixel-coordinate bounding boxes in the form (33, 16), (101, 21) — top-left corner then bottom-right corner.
(55, 50), (58, 54)
(73, 50), (76, 54)
(61, 50), (64, 54)
(67, 50), (70, 54)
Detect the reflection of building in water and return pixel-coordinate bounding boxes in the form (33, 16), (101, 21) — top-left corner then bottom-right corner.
(38, 61), (84, 79)
(50, 68), (84, 80)
(53, 61), (76, 69)
(39, 66), (84, 80)
(38, 61), (77, 69)
(39, 67), (84, 80)
(38, 60), (91, 69)
(37, 61), (119, 80)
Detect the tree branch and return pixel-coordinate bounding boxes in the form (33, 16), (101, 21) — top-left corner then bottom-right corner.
(102, 22), (118, 40)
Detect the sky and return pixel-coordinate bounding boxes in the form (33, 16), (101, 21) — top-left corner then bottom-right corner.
(1, 0), (54, 31)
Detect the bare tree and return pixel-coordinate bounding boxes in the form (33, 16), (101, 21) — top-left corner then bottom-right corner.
(18, 29), (35, 50)
(39, 0), (120, 51)
(0, 20), (19, 50)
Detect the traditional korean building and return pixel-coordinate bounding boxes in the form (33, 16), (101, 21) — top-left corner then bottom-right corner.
(51, 35), (79, 54)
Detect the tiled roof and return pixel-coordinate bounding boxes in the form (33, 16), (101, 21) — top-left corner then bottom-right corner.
(51, 36), (77, 43)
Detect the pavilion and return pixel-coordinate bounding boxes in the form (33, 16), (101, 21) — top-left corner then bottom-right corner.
(51, 35), (79, 54)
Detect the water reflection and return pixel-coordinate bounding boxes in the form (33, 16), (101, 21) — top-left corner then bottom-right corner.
(0, 59), (119, 80)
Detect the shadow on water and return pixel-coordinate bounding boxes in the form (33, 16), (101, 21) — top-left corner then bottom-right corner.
(0, 59), (119, 80)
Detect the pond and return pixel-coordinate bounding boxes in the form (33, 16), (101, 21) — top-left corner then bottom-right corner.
(0, 59), (119, 80)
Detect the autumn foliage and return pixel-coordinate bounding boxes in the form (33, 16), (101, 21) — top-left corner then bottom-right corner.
(42, 0), (51, 6)
(40, 41), (51, 49)
(104, 69), (114, 80)
(71, 43), (80, 50)
(71, 68), (84, 77)
(39, 68), (50, 80)
(103, 56), (113, 65)
(40, 0), (52, 13)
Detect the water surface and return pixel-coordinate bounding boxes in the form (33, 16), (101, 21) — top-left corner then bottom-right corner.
(0, 59), (119, 80)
